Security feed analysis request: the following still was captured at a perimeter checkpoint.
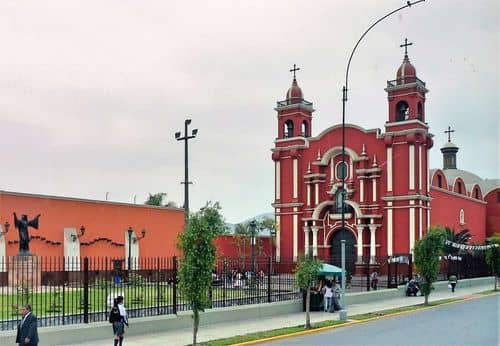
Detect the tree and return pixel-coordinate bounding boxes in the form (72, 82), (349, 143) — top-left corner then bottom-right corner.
(294, 254), (321, 329)
(177, 202), (226, 345)
(144, 192), (178, 207)
(443, 227), (472, 255)
(485, 234), (500, 291)
(414, 226), (446, 305)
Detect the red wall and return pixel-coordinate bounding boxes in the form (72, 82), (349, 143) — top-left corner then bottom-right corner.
(0, 191), (184, 258)
(484, 189), (500, 237)
(430, 187), (487, 243)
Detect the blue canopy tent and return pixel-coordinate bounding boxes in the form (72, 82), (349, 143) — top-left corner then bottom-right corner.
(319, 263), (342, 277)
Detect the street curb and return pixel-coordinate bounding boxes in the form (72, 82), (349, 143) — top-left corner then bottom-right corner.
(232, 291), (499, 346)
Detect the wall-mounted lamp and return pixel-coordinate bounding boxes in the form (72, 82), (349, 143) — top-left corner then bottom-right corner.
(0, 221), (9, 237)
(71, 225), (85, 242)
(133, 229), (146, 243)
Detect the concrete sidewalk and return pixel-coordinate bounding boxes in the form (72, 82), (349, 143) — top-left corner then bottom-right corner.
(64, 284), (495, 346)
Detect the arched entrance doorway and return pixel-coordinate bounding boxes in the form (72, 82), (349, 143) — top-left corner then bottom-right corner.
(330, 228), (356, 275)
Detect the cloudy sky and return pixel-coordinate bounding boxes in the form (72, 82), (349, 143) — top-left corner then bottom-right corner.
(0, 0), (498, 224)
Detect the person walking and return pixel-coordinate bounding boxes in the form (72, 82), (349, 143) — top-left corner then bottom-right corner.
(16, 304), (39, 346)
(109, 296), (129, 346)
(370, 271), (379, 290)
(448, 274), (458, 293)
(322, 280), (333, 312)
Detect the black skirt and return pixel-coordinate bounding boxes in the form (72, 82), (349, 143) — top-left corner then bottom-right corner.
(113, 321), (125, 335)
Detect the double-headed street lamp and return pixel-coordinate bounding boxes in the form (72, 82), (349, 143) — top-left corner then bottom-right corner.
(249, 220), (257, 274)
(175, 119), (198, 220)
(339, 0), (425, 319)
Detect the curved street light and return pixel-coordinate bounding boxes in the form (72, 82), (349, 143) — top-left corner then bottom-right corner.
(339, 0), (426, 319)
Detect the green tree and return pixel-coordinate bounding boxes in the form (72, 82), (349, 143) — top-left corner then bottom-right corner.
(414, 226), (446, 305)
(144, 192), (177, 207)
(443, 227), (472, 255)
(177, 201), (226, 345)
(485, 234), (500, 291)
(294, 254), (321, 329)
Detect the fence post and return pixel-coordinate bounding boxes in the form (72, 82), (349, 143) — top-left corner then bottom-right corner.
(83, 257), (89, 324)
(267, 257), (271, 303)
(156, 257), (160, 315)
(173, 256), (177, 315)
(366, 259), (370, 291)
(408, 253), (413, 281)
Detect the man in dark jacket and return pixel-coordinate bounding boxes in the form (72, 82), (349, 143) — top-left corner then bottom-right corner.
(16, 304), (39, 346)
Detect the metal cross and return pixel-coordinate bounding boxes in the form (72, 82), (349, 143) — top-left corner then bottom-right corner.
(289, 64), (300, 80)
(444, 126), (455, 142)
(400, 38), (413, 56)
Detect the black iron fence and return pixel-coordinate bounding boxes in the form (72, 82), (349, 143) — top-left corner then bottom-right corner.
(0, 253), (491, 330)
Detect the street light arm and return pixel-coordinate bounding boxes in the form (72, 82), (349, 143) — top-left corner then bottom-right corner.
(344, 0), (425, 92)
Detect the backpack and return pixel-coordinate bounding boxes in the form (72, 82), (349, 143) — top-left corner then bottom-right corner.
(109, 306), (121, 323)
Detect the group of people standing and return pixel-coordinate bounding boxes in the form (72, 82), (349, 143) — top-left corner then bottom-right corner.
(316, 278), (341, 312)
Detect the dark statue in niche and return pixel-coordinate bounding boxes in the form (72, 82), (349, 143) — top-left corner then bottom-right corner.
(13, 212), (41, 256)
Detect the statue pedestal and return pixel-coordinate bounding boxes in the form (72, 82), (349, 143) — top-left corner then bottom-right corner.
(8, 255), (41, 288)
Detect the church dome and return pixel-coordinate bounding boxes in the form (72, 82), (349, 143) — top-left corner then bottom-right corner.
(286, 79), (303, 104)
(396, 54), (417, 80)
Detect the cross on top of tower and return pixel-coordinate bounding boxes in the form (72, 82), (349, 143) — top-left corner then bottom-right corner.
(289, 64), (300, 80)
(444, 126), (455, 142)
(400, 38), (413, 56)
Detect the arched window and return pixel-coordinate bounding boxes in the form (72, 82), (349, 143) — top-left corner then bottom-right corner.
(459, 209), (465, 225)
(457, 181), (462, 194)
(437, 175), (442, 188)
(396, 101), (409, 121)
(475, 189), (479, 199)
(335, 189), (345, 213)
(336, 161), (348, 180)
(284, 120), (294, 138)
(301, 121), (308, 137)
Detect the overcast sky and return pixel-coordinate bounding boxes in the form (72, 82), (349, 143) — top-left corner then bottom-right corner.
(0, 0), (498, 224)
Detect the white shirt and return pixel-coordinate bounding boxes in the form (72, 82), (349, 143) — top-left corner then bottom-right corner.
(118, 304), (128, 324)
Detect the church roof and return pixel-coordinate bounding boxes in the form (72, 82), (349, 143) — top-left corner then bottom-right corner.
(429, 168), (500, 196)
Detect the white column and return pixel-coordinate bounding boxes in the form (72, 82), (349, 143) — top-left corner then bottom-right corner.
(409, 202), (415, 252)
(387, 202), (393, 256)
(276, 211), (281, 262)
(372, 178), (377, 202)
(409, 145), (415, 190)
(0, 224), (6, 272)
(387, 147), (393, 192)
(275, 161), (281, 200)
(306, 184), (311, 206)
(369, 225), (377, 264)
(355, 224), (364, 262)
(303, 226), (310, 255)
(314, 183), (319, 205)
(293, 159), (298, 199)
(293, 208), (298, 261)
(427, 202), (431, 229)
(419, 201), (423, 240)
(311, 226), (318, 257)
(360, 179), (364, 202)
(418, 145), (422, 191)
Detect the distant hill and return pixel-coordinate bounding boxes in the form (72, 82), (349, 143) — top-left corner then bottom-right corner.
(225, 212), (274, 235)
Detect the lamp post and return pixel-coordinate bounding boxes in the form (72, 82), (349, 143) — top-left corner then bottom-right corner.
(270, 226), (276, 275)
(127, 226), (134, 271)
(71, 225), (85, 242)
(249, 220), (257, 274)
(175, 119), (198, 220)
(339, 0), (425, 318)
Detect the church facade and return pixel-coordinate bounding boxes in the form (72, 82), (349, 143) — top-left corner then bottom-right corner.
(271, 49), (499, 272)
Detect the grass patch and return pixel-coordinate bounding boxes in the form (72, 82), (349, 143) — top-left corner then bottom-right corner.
(476, 289), (498, 296)
(351, 297), (463, 321)
(198, 320), (347, 346)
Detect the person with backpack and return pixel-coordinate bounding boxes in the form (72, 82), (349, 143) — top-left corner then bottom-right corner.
(109, 296), (128, 346)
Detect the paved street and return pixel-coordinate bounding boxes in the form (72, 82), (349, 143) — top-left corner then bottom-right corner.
(265, 294), (499, 346)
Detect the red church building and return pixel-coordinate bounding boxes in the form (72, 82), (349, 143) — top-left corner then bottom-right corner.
(271, 46), (499, 273)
